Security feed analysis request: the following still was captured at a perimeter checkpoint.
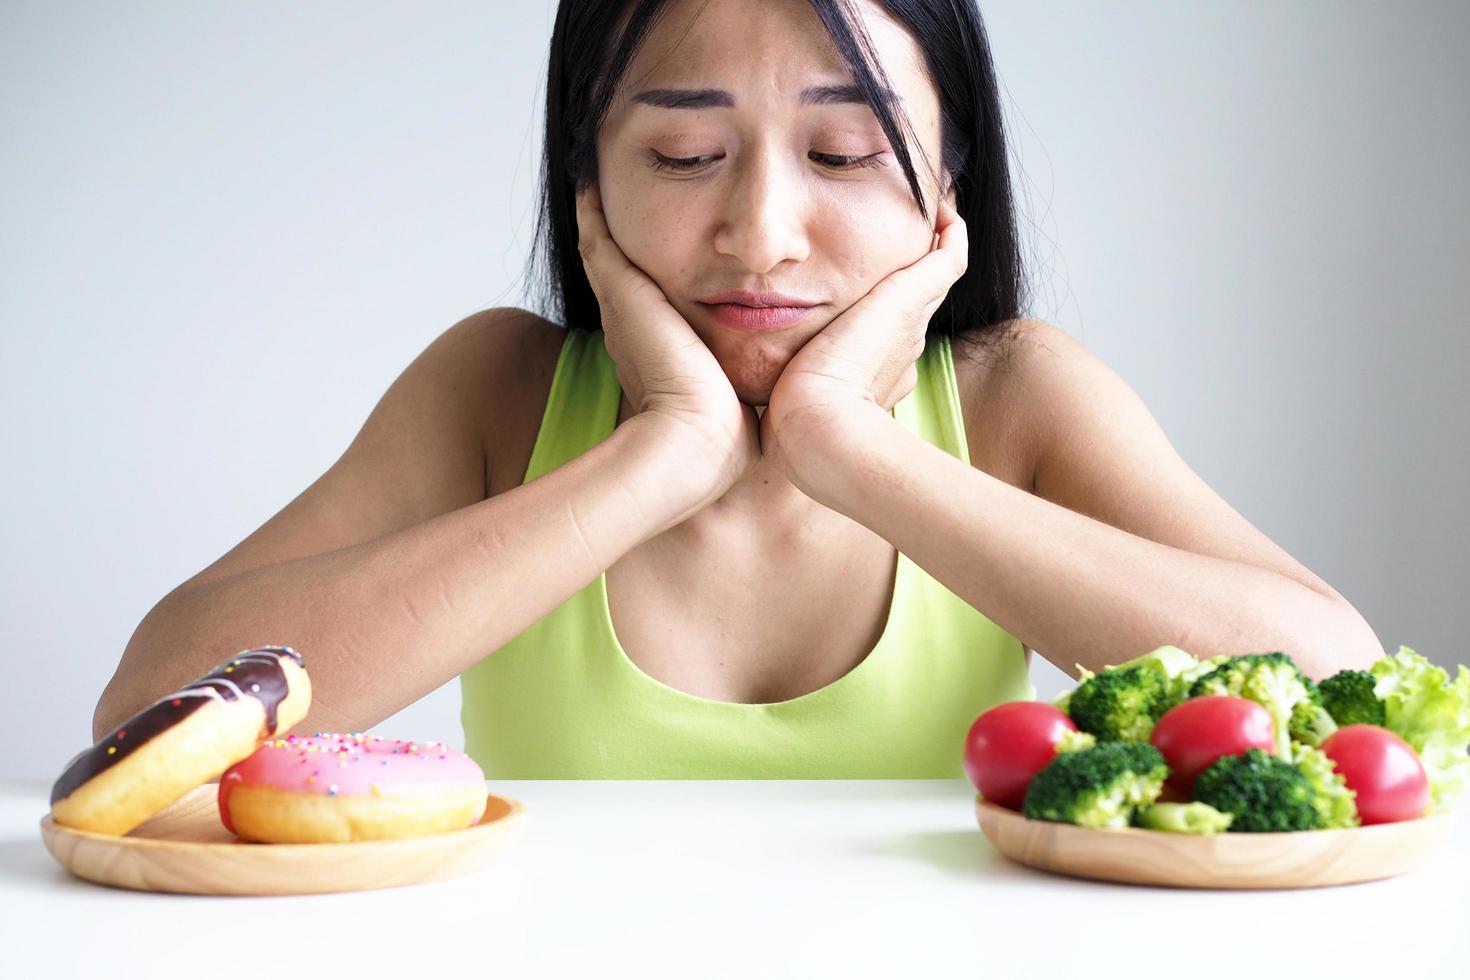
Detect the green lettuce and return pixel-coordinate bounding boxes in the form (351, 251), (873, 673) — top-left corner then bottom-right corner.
(1370, 646), (1470, 814)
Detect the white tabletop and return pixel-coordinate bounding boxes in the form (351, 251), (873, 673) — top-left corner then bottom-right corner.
(4, 777), (1467, 978)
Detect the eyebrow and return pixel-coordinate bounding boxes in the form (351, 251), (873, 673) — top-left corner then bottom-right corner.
(629, 83), (900, 111)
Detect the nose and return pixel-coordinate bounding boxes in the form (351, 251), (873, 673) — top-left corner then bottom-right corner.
(711, 143), (811, 274)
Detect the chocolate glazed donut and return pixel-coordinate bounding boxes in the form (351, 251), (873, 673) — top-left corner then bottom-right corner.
(50, 646), (311, 835)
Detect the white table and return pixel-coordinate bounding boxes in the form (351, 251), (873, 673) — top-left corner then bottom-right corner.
(3, 777), (1466, 978)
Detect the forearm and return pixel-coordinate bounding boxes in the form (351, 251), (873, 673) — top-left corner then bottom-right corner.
(808, 413), (1381, 683)
(95, 414), (709, 741)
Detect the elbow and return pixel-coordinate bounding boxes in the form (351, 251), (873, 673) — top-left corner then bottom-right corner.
(91, 691), (120, 744)
(92, 668), (137, 743)
(1296, 596), (1383, 680)
(91, 648), (133, 742)
(90, 603), (175, 743)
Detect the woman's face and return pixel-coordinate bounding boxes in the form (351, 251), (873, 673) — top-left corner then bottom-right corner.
(595, 0), (948, 406)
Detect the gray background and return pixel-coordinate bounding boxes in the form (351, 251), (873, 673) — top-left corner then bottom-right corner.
(3, 1), (1466, 779)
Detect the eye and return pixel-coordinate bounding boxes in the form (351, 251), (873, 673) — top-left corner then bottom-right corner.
(810, 151), (887, 171)
(647, 151), (719, 173)
(645, 150), (888, 173)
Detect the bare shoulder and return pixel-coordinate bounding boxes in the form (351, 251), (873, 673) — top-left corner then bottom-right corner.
(168, 306), (565, 597)
(475, 306), (568, 498)
(950, 316), (1070, 493)
(968, 316), (1153, 499)
(958, 316), (1352, 608)
(954, 314), (1162, 500)
(423, 304), (564, 459)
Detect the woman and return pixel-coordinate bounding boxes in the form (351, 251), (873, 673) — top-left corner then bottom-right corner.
(93, 0), (1382, 777)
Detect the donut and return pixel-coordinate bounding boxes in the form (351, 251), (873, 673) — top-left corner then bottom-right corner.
(50, 645), (311, 836)
(218, 732), (488, 843)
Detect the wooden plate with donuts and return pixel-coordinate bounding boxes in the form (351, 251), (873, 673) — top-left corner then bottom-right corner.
(41, 782), (527, 895)
(40, 646), (527, 895)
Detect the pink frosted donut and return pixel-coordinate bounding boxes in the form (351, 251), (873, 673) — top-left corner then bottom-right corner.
(218, 732), (488, 843)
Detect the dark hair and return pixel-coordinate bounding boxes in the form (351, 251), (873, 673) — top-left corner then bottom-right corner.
(523, 0), (1029, 362)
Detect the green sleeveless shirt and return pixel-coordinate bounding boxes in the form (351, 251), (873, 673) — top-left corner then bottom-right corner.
(459, 327), (1036, 778)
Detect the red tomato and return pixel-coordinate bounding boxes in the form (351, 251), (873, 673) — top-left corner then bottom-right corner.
(1320, 724), (1429, 825)
(1149, 695), (1276, 797)
(963, 701), (1079, 810)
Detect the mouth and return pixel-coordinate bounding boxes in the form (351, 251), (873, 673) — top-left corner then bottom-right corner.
(698, 302), (823, 332)
(696, 290), (824, 333)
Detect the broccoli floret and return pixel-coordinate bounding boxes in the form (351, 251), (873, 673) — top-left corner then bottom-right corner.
(1066, 663), (1173, 742)
(1114, 646), (1207, 706)
(1061, 647), (1211, 716)
(1173, 652), (1237, 698)
(1318, 669), (1387, 727)
(1288, 740), (1360, 829)
(1132, 801), (1234, 834)
(1189, 652), (1337, 754)
(1289, 692), (1340, 747)
(1192, 748), (1323, 832)
(1055, 729), (1097, 754)
(1022, 742), (1168, 828)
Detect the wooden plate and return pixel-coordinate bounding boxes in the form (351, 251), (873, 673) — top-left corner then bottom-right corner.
(39, 783), (528, 895)
(975, 796), (1456, 889)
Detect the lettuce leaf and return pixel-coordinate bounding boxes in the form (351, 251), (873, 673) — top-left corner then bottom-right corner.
(1370, 646), (1470, 814)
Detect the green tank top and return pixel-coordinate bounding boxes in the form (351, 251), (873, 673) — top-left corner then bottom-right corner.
(459, 327), (1036, 778)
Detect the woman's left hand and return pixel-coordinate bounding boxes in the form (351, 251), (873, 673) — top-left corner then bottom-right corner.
(761, 195), (968, 493)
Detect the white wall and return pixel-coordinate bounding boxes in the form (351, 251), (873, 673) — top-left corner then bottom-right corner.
(3, 1), (1466, 778)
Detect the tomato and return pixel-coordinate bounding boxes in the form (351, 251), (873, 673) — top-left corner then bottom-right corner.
(1320, 724), (1429, 824)
(1149, 695), (1276, 797)
(963, 701), (1079, 810)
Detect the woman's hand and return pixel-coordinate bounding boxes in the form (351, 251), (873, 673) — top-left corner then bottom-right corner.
(575, 183), (761, 494)
(761, 196), (969, 492)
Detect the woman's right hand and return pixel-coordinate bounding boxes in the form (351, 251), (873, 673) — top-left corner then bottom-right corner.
(574, 182), (760, 494)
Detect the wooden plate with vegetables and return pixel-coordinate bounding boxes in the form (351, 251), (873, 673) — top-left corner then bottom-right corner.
(974, 795), (1454, 889)
(965, 645), (1469, 889)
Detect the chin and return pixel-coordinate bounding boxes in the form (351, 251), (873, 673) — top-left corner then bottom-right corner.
(734, 387), (773, 409)
(711, 347), (788, 409)
(728, 369), (779, 408)
(699, 324), (822, 409)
